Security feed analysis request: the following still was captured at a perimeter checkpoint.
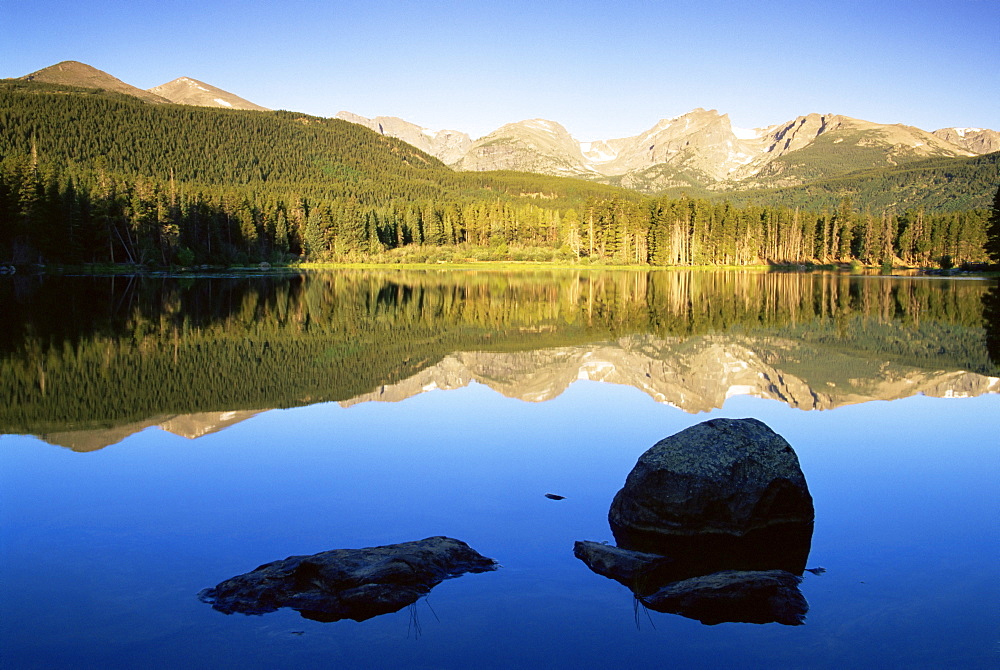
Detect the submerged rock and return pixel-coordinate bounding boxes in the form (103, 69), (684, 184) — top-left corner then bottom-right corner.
(609, 417), (814, 569)
(200, 536), (497, 623)
(641, 569), (807, 626)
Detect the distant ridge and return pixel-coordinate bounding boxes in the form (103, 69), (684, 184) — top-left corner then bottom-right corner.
(340, 109), (997, 194)
(149, 76), (268, 111)
(20, 60), (171, 104)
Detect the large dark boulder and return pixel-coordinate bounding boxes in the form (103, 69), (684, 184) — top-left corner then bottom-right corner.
(199, 536), (497, 622)
(609, 418), (814, 570)
(641, 569), (808, 626)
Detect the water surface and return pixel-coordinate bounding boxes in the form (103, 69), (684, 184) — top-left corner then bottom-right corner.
(1, 270), (998, 668)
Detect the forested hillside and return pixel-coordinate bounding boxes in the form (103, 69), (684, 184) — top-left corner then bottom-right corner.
(718, 152), (1000, 213)
(0, 80), (994, 268)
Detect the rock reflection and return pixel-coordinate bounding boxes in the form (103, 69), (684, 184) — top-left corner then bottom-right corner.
(576, 418), (814, 626)
(199, 536), (497, 623)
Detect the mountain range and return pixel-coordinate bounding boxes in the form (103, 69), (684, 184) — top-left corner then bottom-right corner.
(14, 60), (1000, 197)
(339, 109), (1000, 194)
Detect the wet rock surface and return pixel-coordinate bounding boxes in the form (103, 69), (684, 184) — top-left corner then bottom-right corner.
(200, 536), (497, 623)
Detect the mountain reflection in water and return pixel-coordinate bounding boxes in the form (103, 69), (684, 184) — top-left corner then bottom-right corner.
(1, 269), (997, 448)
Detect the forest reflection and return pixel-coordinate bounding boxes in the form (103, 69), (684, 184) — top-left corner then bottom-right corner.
(1, 269), (997, 438)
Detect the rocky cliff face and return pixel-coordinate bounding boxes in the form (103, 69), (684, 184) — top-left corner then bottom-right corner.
(590, 109), (762, 181)
(933, 127), (1000, 155)
(148, 77), (269, 111)
(451, 119), (593, 175)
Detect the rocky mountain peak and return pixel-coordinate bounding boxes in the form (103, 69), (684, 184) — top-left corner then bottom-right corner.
(148, 76), (269, 111)
(21, 60), (170, 104)
(451, 117), (592, 175)
(932, 127), (1000, 154)
(762, 113), (842, 154)
(593, 108), (758, 181)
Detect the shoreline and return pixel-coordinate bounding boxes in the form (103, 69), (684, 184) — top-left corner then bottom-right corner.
(3, 261), (996, 279)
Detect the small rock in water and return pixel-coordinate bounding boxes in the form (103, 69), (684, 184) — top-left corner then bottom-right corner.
(805, 567), (826, 575)
(544, 493), (566, 500)
(200, 536), (497, 623)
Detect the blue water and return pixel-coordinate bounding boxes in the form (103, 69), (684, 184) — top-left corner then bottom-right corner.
(2, 380), (998, 668)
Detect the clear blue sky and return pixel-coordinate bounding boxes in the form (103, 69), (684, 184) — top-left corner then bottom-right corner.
(2, 0), (998, 140)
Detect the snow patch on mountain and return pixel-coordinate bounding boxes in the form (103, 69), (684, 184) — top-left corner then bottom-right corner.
(147, 75), (268, 111)
(732, 126), (762, 140)
(525, 119), (559, 133)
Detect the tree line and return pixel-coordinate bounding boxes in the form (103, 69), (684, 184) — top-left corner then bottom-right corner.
(0, 154), (992, 268)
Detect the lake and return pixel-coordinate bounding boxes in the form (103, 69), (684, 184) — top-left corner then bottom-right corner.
(1, 269), (998, 669)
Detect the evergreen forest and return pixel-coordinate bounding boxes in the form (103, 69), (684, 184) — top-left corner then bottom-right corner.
(1, 80), (997, 269)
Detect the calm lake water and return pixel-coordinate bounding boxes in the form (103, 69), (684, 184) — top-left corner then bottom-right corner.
(1, 269), (998, 669)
